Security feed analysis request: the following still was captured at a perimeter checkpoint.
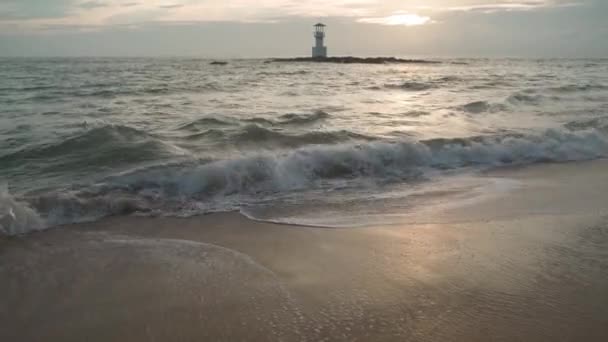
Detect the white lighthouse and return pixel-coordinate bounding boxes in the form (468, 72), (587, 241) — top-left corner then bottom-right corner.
(312, 23), (327, 58)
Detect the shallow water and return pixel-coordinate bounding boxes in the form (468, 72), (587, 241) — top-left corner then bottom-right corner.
(1, 58), (608, 234)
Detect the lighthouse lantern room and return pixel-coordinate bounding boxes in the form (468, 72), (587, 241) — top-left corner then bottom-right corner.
(312, 23), (327, 58)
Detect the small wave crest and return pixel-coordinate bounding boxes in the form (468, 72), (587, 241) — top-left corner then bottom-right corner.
(178, 111), (330, 133)
(183, 124), (372, 148)
(462, 101), (491, 114)
(550, 84), (608, 93)
(385, 82), (434, 91)
(177, 111), (338, 147)
(257, 70), (310, 76)
(177, 117), (236, 131)
(278, 110), (330, 124)
(460, 101), (509, 114)
(507, 91), (557, 105)
(242, 111), (330, 126)
(234, 125), (372, 147)
(380, 76), (460, 92)
(565, 117), (608, 131)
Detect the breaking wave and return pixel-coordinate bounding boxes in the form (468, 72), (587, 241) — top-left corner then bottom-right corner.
(0, 184), (45, 236)
(5, 127), (608, 235)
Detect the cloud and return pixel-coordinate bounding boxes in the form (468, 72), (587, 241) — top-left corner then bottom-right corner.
(159, 4), (184, 9)
(358, 13), (432, 26)
(79, 1), (109, 10)
(425, 0), (582, 13)
(0, 0), (77, 20)
(0, 0), (589, 34)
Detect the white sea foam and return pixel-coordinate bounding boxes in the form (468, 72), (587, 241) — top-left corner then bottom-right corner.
(0, 184), (45, 236)
(107, 128), (608, 198)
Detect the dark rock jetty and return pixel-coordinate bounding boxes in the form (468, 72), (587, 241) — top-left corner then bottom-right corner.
(270, 57), (440, 64)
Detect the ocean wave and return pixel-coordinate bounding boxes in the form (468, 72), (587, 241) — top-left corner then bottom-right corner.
(6, 127), (608, 235)
(469, 80), (514, 89)
(403, 110), (431, 117)
(460, 101), (509, 114)
(257, 70), (310, 76)
(18, 85), (56, 92)
(381, 76), (460, 92)
(241, 117), (275, 125)
(179, 124), (371, 147)
(507, 92), (546, 105)
(565, 117), (608, 131)
(0, 125), (184, 173)
(436, 76), (462, 83)
(25, 93), (65, 102)
(278, 110), (330, 124)
(180, 111), (330, 131)
(462, 101), (491, 114)
(77, 83), (223, 97)
(549, 84), (608, 93)
(385, 82), (434, 91)
(234, 125), (372, 147)
(183, 129), (227, 141)
(125, 129), (608, 196)
(246, 111), (330, 126)
(177, 117), (236, 131)
(23, 83), (225, 101)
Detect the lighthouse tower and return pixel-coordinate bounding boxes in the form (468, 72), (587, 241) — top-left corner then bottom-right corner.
(312, 23), (327, 58)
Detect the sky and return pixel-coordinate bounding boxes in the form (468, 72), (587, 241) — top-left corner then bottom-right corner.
(0, 0), (606, 57)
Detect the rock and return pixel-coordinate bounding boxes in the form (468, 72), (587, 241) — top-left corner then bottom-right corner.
(270, 57), (440, 65)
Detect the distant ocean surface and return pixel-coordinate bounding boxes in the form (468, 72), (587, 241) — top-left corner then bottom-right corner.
(1, 58), (608, 235)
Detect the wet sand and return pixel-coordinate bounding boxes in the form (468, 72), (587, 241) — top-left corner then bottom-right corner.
(1, 160), (608, 341)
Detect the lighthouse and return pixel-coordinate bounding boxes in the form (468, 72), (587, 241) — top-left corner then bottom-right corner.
(312, 23), (327, 58)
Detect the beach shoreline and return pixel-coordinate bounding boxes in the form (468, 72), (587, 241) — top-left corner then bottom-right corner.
(2, 160), (608, 341)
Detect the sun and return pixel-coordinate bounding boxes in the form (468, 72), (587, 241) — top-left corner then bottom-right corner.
(359, 13), (432, 27)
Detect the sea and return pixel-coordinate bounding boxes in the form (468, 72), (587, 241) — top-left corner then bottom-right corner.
(1, 57), (607, 235)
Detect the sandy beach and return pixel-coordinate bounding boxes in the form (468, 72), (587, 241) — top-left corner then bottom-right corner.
(2, 160), (608, 341)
